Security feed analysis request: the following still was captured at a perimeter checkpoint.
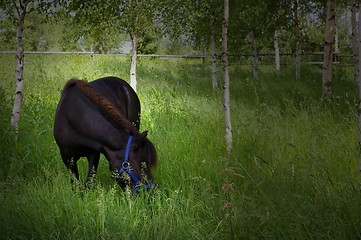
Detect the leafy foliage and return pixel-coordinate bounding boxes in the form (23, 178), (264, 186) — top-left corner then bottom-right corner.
(0, 0), (354, 56)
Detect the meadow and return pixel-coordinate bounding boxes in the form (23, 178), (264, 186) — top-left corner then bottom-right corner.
(0, 54), (360, 239)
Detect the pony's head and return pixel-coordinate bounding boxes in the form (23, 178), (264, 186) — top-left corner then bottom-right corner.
(113, 131), (157, 193)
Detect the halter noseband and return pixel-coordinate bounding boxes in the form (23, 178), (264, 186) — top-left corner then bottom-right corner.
(116, 135), (157, 193)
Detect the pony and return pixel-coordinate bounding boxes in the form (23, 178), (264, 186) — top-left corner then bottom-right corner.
(54, 77), (157, 192)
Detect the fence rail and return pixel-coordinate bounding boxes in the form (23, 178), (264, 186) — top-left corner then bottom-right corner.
(0, 51), (354, 66)
(0, 51), (94, 55)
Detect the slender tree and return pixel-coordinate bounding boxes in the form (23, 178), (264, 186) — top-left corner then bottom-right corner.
(62, 0), (159, 92)
(251, 31), (258, 79)
(294, 0), (301, 79)
(210, 0), (218, 90)
(222, 0), (232, 156)
(267, 0), (291, 73)
(161, 0), (222, 90)
(352, 0), (359, 83)
(10, 0), (29, 134)
(357, 0), (361, 175)
(0, 0), (55, 133)
(130, 0), (139, 92)
(274, 27), (280, 72)
(334, 14), (339, 55)
(322, 0), (336, 98)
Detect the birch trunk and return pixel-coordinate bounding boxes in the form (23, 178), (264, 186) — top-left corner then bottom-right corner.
(202, 47), (206, 64)
(11, 0), (27, 133)
(294, 0), (301, 79)
(357, 0), (361, 176)
(352, 0), (359, 83)
(210, 0), (218, 90)
(222, 0), (232, 156)
(130, 31), (138, 92)
(334, 15), (338, 54)
(274, 28), (280, 72)
(322, 0), (336, 98)
(251, 31), (258, 79)
(334, 14), (339, 63)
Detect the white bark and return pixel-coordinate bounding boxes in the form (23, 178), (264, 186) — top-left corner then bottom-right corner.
(222, 0), (232, 155)
(130, 0), (139, 92)
(211, 0), (217, 90)
(334, 15), (338, 54)
(11, 0), (27, 133)
(322, 0), (336, 98)
(334, 14), (339, 63)
(130, 31), (138, 92)
(251, 31), (258, 79)
(294, 0), (301, 79)
(357, 0), (361, 175)
(274, 28), (280, 72)
(202, 47), (206, 64)
(352, 0), (359, 83)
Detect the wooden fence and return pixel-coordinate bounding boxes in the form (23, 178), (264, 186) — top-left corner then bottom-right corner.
(0, 51), (354, 66)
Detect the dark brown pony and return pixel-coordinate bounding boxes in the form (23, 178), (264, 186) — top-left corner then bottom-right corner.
(54, 77), (157, 192)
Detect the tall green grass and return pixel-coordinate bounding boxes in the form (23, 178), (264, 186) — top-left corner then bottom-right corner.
(0, 54), (360, 239)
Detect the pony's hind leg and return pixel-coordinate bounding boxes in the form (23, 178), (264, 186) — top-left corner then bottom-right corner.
(60, 150), (80, 185)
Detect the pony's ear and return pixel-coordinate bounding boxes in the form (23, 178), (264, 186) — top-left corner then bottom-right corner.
(138, 131), (148, 142)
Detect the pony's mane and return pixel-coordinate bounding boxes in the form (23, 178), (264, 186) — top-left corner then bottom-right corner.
(63, 78), (138, 136)
(62, 78), (78, 93)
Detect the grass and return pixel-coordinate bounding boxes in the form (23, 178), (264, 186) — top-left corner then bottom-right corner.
(0, 54), (360, 239)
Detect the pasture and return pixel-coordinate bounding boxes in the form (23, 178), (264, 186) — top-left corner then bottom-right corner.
(0, 54), (360, 239)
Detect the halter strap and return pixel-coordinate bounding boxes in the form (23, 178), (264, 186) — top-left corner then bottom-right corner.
(116, 135), (157, 193)
(124, 135), (133, 162)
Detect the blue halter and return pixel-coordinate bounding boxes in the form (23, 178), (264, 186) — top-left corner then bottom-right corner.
(116, 135), (157, 193)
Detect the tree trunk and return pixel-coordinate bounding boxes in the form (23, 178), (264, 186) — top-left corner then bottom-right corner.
(251, 31), (258, 79)
(351, 0), (359, 83)
(334, 14), (339, 63)
(357, 0), (361, 176)
(274, 28), (280, 72)
(322, 0), (336, 99)
(129, 0), (139, 92)
(294, 0), (301, 79)
(202, 47), (206, 64)
(222, 0), (232, 156)
(130, 31), (138, 92)
(210, 0), (218, 90)
(100, 42), (104, 54)
(11, 0), (27, 134)
(90, 44), (94, 61)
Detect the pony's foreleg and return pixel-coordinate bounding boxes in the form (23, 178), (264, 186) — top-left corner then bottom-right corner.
(85, 152), (100, 187)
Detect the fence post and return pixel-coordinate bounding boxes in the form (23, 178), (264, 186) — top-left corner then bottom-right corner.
(90, 44), (94, 62)
(202, 47), (206, 64)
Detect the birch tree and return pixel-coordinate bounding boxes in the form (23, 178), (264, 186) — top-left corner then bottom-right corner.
(294, 0), (301, 79)
(231, 0), (285, 76)
(0, 0), (52, 133)
(322, 0), (336, 98)
(129, 0), (139, 92)
(62, 0), (159, 92)
(266, 0), (292, 73)
(357, 0), (361, 175)
(160, 0), (223, 90)
(210, 0), (218, 90)
(251, 31), (258, 79)
(11, 0), (28, 134)
(274, 27), (280, 72)
(222, 0), (232, 156)
(352, 0), (359, 83)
